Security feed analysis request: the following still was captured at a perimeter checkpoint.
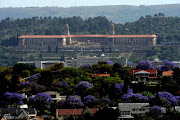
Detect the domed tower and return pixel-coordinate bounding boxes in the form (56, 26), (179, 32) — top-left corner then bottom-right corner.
(109, 23), (115, 35)
(64, 24), (71, 45)
(64, 24), (70, 35)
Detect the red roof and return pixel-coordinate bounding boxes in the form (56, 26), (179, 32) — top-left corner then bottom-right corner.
(132, 70), (157, 74)
(57, 108), (98, 116)
(91, 74), (110, 77)
(162, 71), (173, 77)
(19, 34), (156, 39)
(57, 109), (84, 116)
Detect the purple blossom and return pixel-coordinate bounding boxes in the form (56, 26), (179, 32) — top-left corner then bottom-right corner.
(84, 95), (97, 104)
(106, 61), (114, 65)
(20, 82), (32, 87)
(155, 92), (178, 106)
(163, 60), (178, 70)
(34, 93), (53, 106)
(55, 82), (70, 88)
(63, 95), (84, 108)
(76, 81), (93, 94)
(150, 105), (163, 118)
(29, 73), (41, 81)
(174, 96), (180, 104)
(3, 92), (24, 105)
(121, 93), (148, 103)
(136, 60), (154, 70)
(29, 96), (36, 103)
(115, 83), (133, 95)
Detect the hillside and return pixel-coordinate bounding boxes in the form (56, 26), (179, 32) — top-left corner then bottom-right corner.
(1, 4), (180, 23)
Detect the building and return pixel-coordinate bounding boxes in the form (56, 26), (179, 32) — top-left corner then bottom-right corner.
(18, 61), (66, 69)
(17, 24), (157, 51)
(0, 108), (37, 120)
(118, 103), (150, 120)
(56, 108), (98, 120)
(45, 91), (67, 102)
(129, 70), (158, 84)
(71, 54), (108, 68)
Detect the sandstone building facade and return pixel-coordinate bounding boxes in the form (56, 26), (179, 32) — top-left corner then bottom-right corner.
(17, 24), (157, 51)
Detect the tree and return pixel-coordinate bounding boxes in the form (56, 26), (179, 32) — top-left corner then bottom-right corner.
(154, 92), (178, 106)
(13, 63), (35, 75)
(58, 95), (84, 108)
(59, 67), (79, 79)
(21, 70), (31, 77)
(3, 92), (24, 106)
(50, 63), (64, 71)
(76, 81), (93, 95)
(136, 60), (153, 70)
(83, 95), (97, 107)
(149, 105), (163, 118)
(121, 92), (148, 103)
(31, 93), (53, 114)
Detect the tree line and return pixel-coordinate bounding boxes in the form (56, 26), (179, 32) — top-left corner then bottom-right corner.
(0, 15), (180, 46)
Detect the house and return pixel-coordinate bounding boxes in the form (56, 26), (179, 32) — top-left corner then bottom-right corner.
(0, 108), (37, 120)
(56, 108), (98, 120)
(118, 103), (150, 120)
(130, 70), (158, 84)
(45, 91), (67, 102)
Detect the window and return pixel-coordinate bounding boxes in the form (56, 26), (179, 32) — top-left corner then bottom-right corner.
(121, 111), (131, 116)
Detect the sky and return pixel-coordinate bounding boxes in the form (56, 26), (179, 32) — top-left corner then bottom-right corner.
(0, 0), (180, 8)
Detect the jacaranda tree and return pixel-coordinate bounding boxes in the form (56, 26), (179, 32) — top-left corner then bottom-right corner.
(149, 105), (163, 118)
(136, 60), (153, 70)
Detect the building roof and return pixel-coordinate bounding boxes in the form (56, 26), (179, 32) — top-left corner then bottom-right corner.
(132, 70), (157, 75)
(57, 108), (98, 116)
(19, 34), (156, 39)
(91, 74), (110, 77)
(162, 71), (173, 77)
(1, 108), (37, 116)
(118, 103), (150, 111)
(134, 70), (150, 74)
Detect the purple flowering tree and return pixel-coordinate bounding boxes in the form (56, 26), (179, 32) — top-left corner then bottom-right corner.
(175, 96), (180, 105)
(55, 82), (70, 88)
(163, 60), (178, 70)
(54, 82), (70, 94)
(59, 95), (84, 108)
(29, 73), (41, 81)
(106, 61), (114, 65)
(76, 81), (93, 95)
(156, 60), (178, 71)
(30, 93), (53, 112)
(150, 105), (163, 118)
(154, 92), (178, 106)
(83, 95), (97, 107)
(99, 98), (112, 107)
(3, 92), (24, 106)
(115, 83), (133, 96)
(20, 81), (45, 94)
(121, 92), (148, 103)
(136, 60), (153, 70)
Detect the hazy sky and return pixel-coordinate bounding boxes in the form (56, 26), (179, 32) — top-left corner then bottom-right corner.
(0, 0), (180, 8)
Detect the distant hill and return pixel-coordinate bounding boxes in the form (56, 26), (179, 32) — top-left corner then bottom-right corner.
(1, 4), (180, 23)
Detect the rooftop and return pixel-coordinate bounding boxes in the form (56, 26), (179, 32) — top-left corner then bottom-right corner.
(19, 34), (156, 39)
